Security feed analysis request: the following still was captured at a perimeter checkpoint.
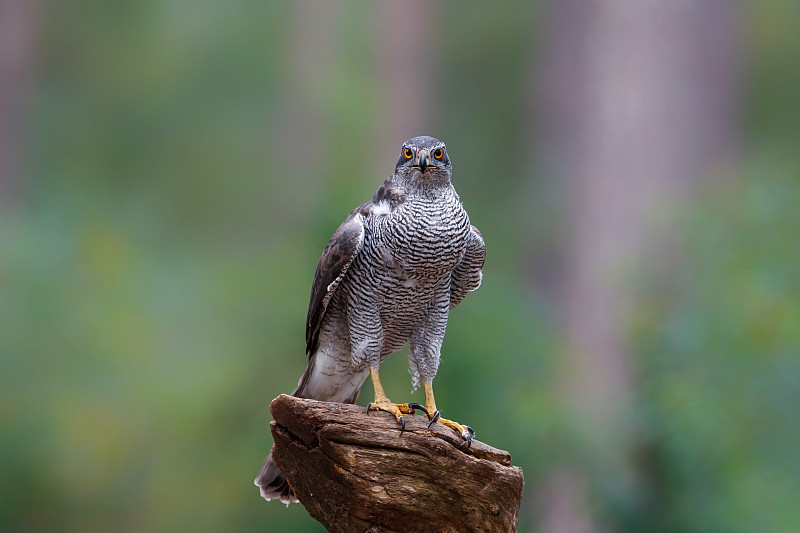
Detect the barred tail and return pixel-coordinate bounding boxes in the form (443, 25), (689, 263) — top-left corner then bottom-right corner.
(254, 451), (296, 504)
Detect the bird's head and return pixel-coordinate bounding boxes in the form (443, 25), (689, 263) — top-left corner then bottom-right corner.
(394, 136), (452, 186)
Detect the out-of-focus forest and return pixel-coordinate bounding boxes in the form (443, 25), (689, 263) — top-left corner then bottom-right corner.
(1, 1), (799, 532)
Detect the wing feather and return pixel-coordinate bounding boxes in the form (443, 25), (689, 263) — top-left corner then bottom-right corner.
(450, 225), (485, 309)
(305, 207), (365, 356)
(304, 177), (406, 356)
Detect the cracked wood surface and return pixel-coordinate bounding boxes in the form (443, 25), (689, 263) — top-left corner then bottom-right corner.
(268, 394), (524, 532)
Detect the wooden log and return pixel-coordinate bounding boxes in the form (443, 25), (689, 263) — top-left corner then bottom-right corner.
(268, 394), (524, 532)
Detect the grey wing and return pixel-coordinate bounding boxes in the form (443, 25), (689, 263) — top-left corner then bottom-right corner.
(305, 208), (366, 356)
(450, 225), (485, 309)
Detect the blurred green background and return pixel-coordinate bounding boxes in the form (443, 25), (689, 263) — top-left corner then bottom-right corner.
(2, 1), (799, 532)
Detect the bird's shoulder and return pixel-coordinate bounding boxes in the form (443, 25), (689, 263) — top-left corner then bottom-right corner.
(469, 224), (484, 245)
(366, 176), (407, 216)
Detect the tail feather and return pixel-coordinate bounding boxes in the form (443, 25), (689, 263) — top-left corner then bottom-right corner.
(255, 351), (365, 503)
(254, 450), (297, 504)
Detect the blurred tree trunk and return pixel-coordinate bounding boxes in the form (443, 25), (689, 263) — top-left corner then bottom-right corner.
(370, 0), (434, 178)
(534, 1), (739, 531)
(0, 0), (37, 205)
(274, 0), (340, 221)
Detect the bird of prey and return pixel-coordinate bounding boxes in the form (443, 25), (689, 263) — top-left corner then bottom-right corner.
(255, 136), (485, 504)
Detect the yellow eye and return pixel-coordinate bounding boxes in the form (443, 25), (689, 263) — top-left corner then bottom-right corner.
(403, 148), (413, 159)
(433, 148), (444, 160)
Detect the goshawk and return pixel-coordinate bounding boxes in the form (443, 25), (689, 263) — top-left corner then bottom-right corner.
(255, 136), (485, 503)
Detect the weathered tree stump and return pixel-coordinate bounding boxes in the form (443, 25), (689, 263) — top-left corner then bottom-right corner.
(268, 394), (524, 532)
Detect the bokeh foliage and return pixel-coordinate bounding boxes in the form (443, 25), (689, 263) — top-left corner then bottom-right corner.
(1, 2), (799, 532)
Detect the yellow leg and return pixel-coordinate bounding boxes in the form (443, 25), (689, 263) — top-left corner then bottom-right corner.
(367, 368), (428, 432)
(423, 382), (475, 447)
(423, 382), (438, 414)
(370, 367), (391, 404)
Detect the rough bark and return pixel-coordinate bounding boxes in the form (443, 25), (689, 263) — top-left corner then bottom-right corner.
(268, 394), (524, 532)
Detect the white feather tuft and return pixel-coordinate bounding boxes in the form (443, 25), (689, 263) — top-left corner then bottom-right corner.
(470, 271), (483, 291)
(372, 200), (391, 216)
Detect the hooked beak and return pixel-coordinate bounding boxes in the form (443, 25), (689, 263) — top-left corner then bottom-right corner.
(416, 149), (429, 173)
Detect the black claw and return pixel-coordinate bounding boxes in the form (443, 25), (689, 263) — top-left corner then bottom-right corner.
(366, 403), (372, 414)
(399, 416), (405, 434)
(427, 410), (441, 427)
(407, 403), (429, 417)
(464, 426), (475, 450)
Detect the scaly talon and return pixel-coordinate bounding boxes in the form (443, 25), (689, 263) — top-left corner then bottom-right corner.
(433, 416), (475, 449)
(368, 401), (423, 433)
(422, 382), (475, 448)
(366, 369), (427, 434)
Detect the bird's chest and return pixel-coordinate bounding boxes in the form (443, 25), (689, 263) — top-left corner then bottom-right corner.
(371, 196), (469, 279)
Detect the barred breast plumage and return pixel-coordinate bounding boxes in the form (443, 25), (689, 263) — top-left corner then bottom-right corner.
(256, 136), (485, 504)
(344, 188), (472, 361)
